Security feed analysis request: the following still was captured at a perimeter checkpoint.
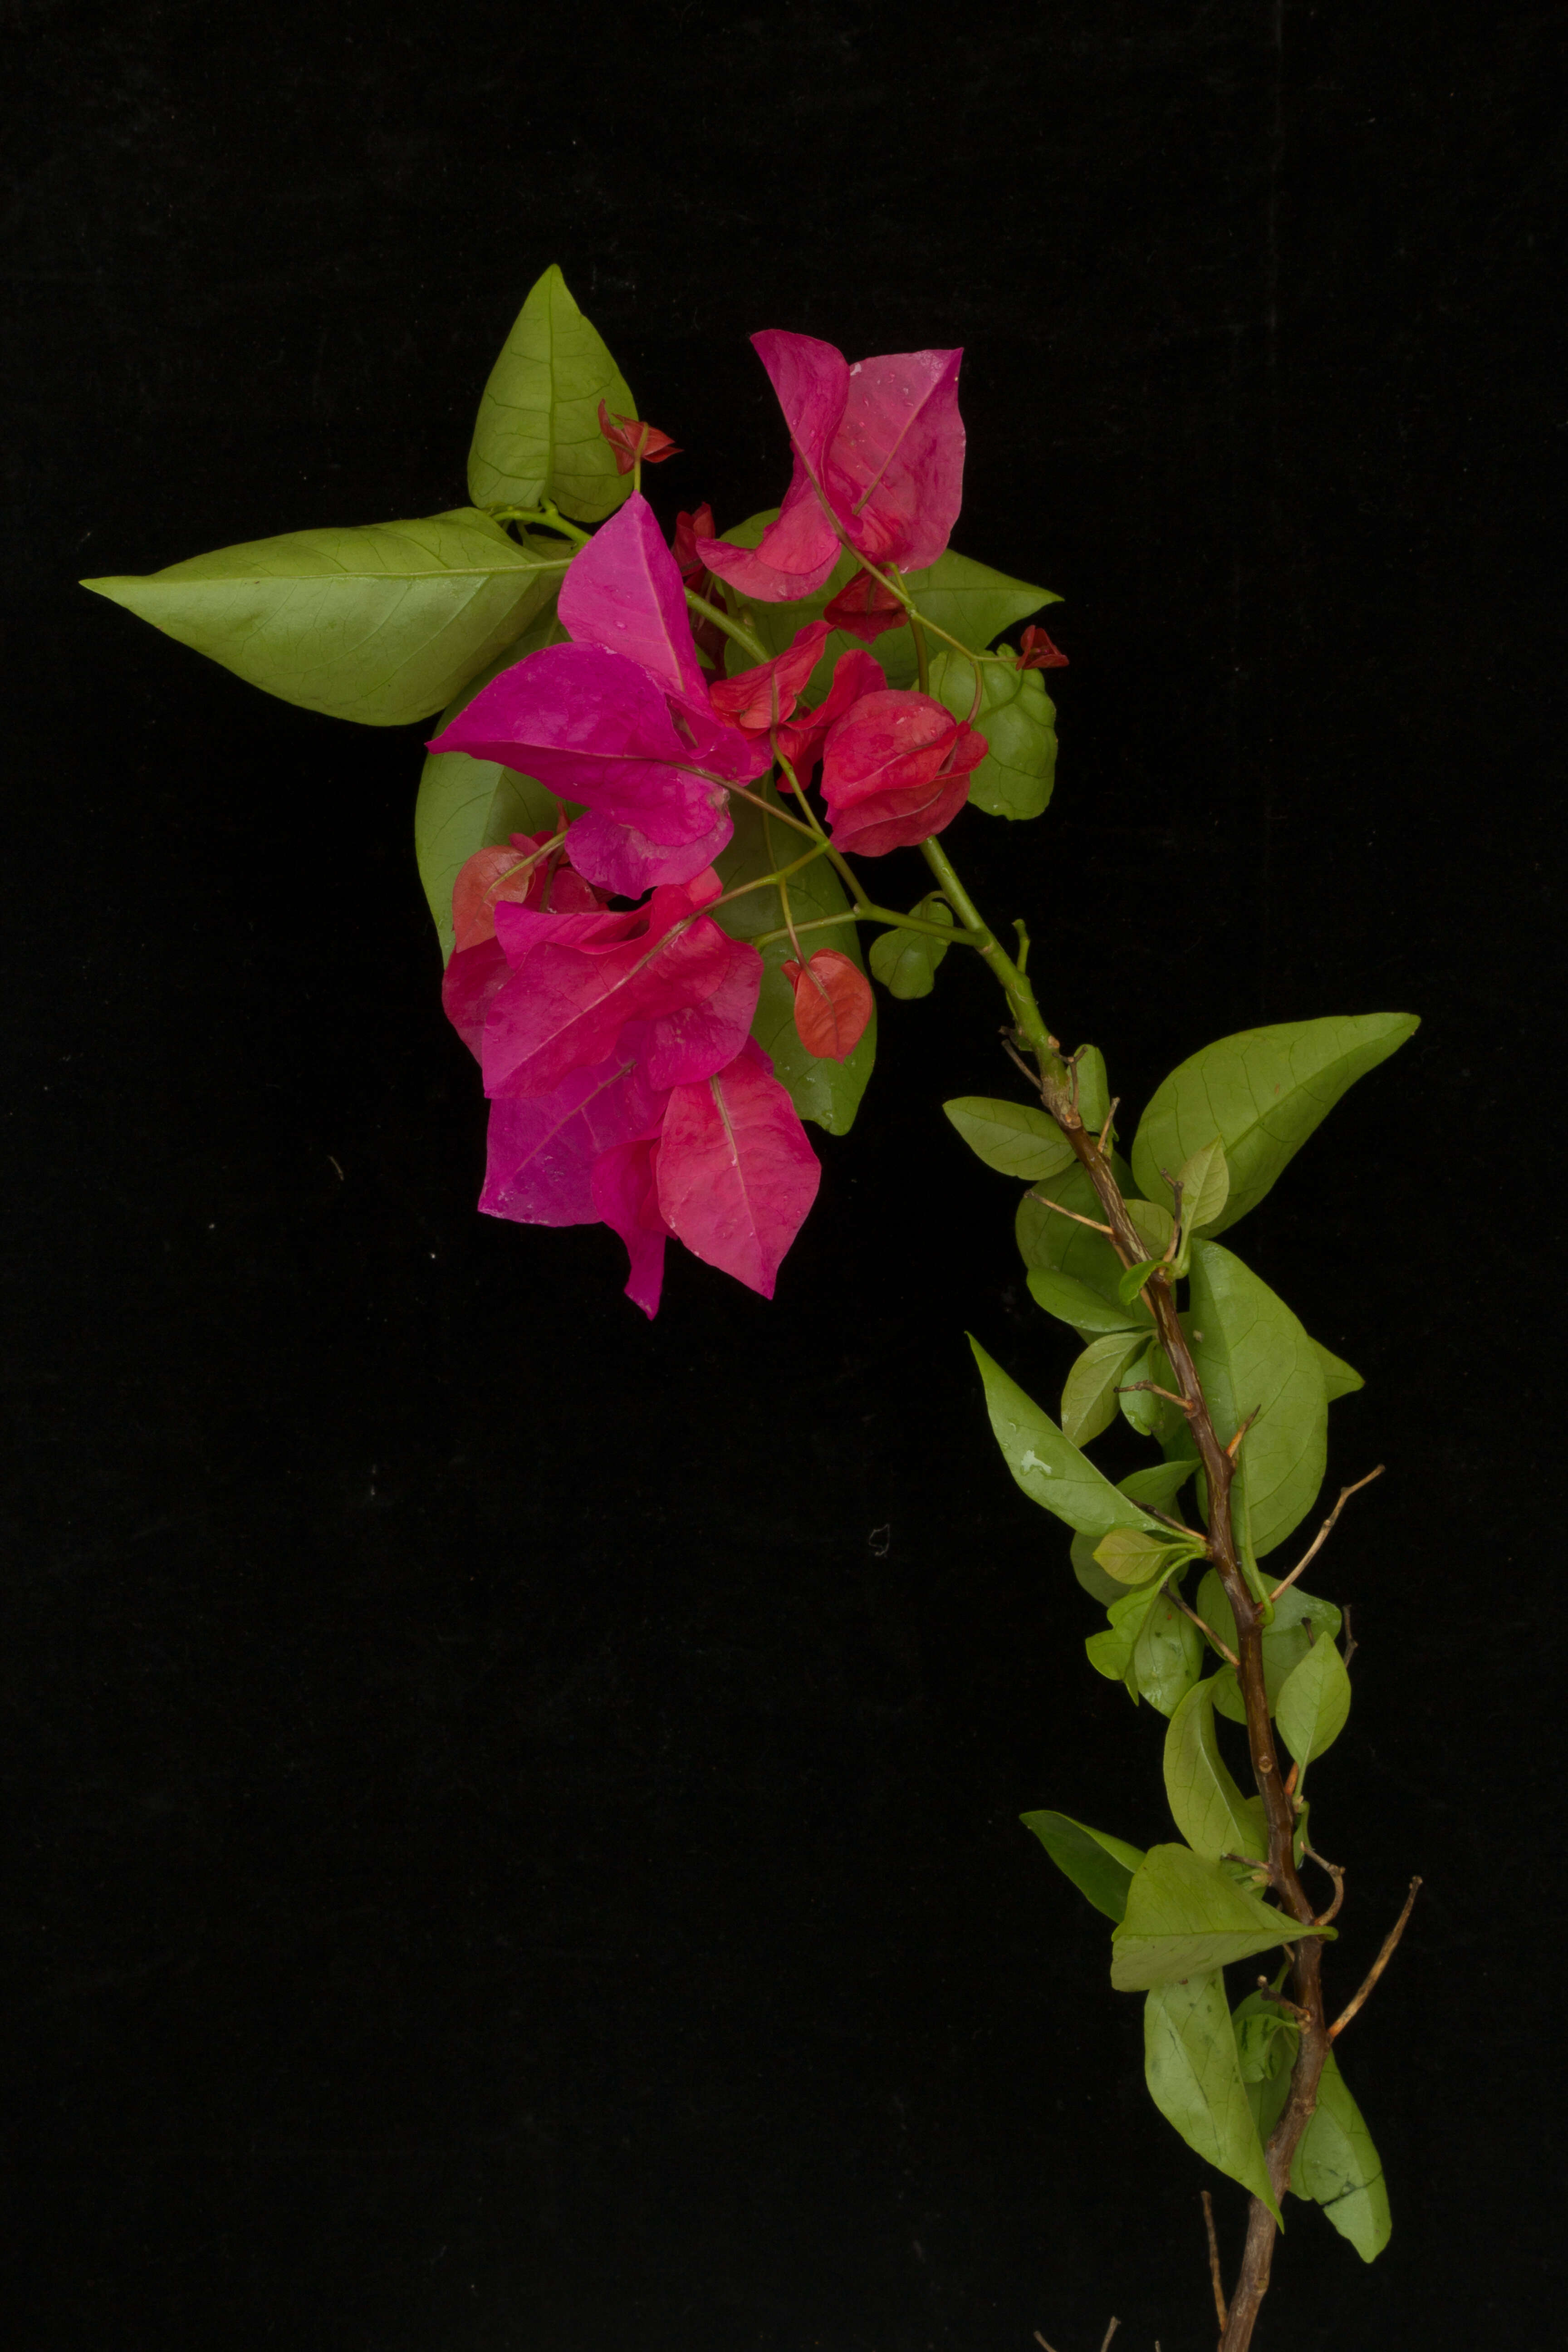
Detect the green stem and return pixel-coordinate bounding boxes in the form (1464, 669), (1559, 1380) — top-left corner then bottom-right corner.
(490, 504), (591, 546)
(919, 835), (1064, 1075)
(907, 597), (931, 693)
(706, 840), (835, 917)
(687, 588), (767, 662)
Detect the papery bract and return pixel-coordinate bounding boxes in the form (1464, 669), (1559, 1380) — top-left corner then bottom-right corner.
(822, 572), (907, 643)
(598, 402), (681, 473)
(590, 1136), (670, 1318)
(479, 1053), (668, 1227)
(672, 502), (727, 666)
(656, 1038), (821, 1299)
(1017, 623), (1069, 671)
(709, 622), (830, 733)
(696, 333), (965, 601)
(820, 688), (987, 856)
(781, 949), (874, 1062)
(451, 829), (603, 953)
(773, 647), (887, 781)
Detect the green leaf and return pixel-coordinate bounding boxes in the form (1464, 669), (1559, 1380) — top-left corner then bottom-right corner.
(969, 1340), (1166, 1539)
(1111, 1843), (1327, 1990)
(869, 897), (953, 997)
(1231, 1985), (1298, 2142)
(467, 265), (636, 525)
(1275, 1634), (1352, 1765)
(1313, 1340), (1365, 1401)
(1093, 1526), (1183, 1584)
(1085, 1580), (1166, 1684)
(1028, 1268), (1146, 1337)
(1198, 1573), (1343, 1715)
(1131, 1014), (1421, 1236)
(1117, 1340), (1182, 1443)
(1164, 1676), (1268, 1860)
(710, 794), (874, 1133)
(1070, 1464), (1193, 1602)
(1291, 2048), (1392, 2261)
(1016, 1157), (1134, 1314)
(1177, 1135), (1231, 1235)
(944, 1097), (1076, 1183)
(1124, 1196), (1175, 1259)
(1133, 1591), (1205, 1716)
(1063, 1334), (1147, 1446)
(1144, 1973), (1280, 2220)
(1189, 1239), (1328, 1558)
(1071, 1047), (1111, 1134)
(83, 511), (565, 726)
(1118, 1257), (1166, 1308)
(927, 647), (1057, 818)
(1021, 1811), (1145, 1924)
(415, 610), (568, 960)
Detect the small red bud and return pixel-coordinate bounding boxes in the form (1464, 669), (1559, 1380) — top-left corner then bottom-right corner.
(597, 401), (682, 474)
(1016, 624), (1068, 671)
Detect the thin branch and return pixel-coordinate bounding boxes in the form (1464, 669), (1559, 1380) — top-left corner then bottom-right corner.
(1171, 1590), (1239, 1668)
(1096, 1096), (1119, 1156)
(1098, 2322), (1120, 2352)
(1202, 2191), (1228, 2331)
(1225, 1406), (1261, 1461)
(1025, 1189), (1115, 1236)
(1329, 1878), (1423, 2041)
(1341, 1602), (1358, 1673)
(1116, 1378), (1194, 1413)
(1302, 1845), (1346, 1926)
(1269, 1465), (1385, 1600)
(1033, 2335), (1058, 2352)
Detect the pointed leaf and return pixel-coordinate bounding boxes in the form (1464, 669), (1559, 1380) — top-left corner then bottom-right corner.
(1070, 1463), (1194, 1602)
(1093, 1526), (1186, 1585)
(1144, 1972), (1280, 2220)
(968, 1340), (1167, 1539)
(710, 793), (874, 1133)
(1131, 1015), (1421, 1236)
(1177, 1135), (1231, 1234)
(1028, 1267), (1147, 1336)
(1111, 1843), (1327, 1990)
(83, 511), (565, 725)
(944, 1097), (1076, 1183)
(869, 897), (953, 997)
(1275, 1634), (1352, 1765)
(1132, 1591), (1205, 1716)
(1291, 2048), (1392, 2261)
(1022, 1811), (1145, 1924)
(927, 647), (1058, 818)
(1125, 1196), (1174, 1259)
(1198, 1573), (1343, 1715)
(1063, 1333), (1147, 1445)
(1313, 1339), (1365, 1400)
(468, 265), (636, 524)
(1164, 1676), (1268, 1859)
(1190, 1239), (1328, 1558)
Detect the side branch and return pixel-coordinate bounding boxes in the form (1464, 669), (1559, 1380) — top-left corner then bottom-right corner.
(1330, 1878), (1422, 2041)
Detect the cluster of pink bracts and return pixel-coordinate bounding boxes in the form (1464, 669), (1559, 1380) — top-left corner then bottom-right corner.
(431, 330), (990, 1316)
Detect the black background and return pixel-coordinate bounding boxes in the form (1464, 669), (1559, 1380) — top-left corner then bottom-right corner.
(4, 3), (1562, 2347)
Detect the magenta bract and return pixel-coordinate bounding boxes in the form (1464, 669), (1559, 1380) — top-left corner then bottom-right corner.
(819, 688), (986, 856)
(708, 621), (830, 733)
(655, 1038), (821, 1299)
(696, 332), (965, 602)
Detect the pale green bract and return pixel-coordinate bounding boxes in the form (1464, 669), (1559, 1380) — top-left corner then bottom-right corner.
(1131, 1014), (1420, 1236)
(83, 511), (565, 727)
(467, 265), (637, 524)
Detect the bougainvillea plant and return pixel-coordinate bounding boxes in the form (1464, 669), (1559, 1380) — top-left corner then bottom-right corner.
(84, 265), (1421, 2350)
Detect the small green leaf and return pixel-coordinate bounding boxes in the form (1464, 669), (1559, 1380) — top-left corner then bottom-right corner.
(711, 794), (875, 1133)
(467, 265), (636, 524)
(1124, 1196), (1175, 1259)
(927, 647), (1057, 818)
(969, 1340), (1167, 1539)
(1231, 1985), (1298, 2143)
(1071, 1047), (1111, 1133)
(84, 511), (564, 725)
(1063, 1334), (1147, 1446)
(1111, 1843), (1328, 1991)
(415, 609), (568, 960)
(1144, 1972), (1280, 2220)
(1313, 1339), (1365, 1401)
(1028, 1268), (1147, 1336)
(1093, 1526), (1185, 1585)
(1164, 1676), (1269, 1860)
(1117, 1340), (1182, 1443)
(1190, 1240), (1328, 1558)
(1021, 1811), (1145, 1923)
(944, 1096), (1076, 1181)
(1070, 1464), (1193, 1602)
(1118, 1257), (1167, 1308)
(1198, 1574), (1343, 1715)
(1176, 1135), (1231, 1234)
(1131, 1014), (1421, 1236)
(1291, 2048), (1392, 2261)
(869, 897), (953, 997)
(1275, 1634), (1352, 1765)
(1133, 1592), (1205, 1716)
(1085, 1580), (1168, 1684)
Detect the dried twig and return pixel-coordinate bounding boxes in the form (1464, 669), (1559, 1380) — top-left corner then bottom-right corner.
(1202, 2190), (1228, 2330)
(1115, 1378), (1193, 1412)
(1269, 1465), (1385, 1599)
(1302, 1844), (1346, 1925)
(1032, 2334), (1058, 2352)
(1170, 1588), (1239, 1668)
(1098, 2323), (1120, 2352)
(1329, 1877), (1423, 2040)
(1027, 1188), (1116, 1235)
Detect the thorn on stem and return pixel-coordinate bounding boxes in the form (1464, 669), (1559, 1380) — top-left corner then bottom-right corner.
(1329, 1876), (1422, 2040)
(1202, 2190), (1228, 2331)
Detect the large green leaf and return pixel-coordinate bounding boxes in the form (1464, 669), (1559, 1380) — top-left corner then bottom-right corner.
(720, 513), (1054, 698)
(969, 1340), (1166, 1539)
(1275, 1634), (1352, 1765)
(1111, 1843), (1326, 1990)
(1189, 1239), (1328, 1558)
(84, 510), (564, 726)
(414, 611), (568, 960)
(944, 1097), (1076, 1183)
(467, 265), (636, 524)
(927, 647), (1057, 818)
(1164, 1676), (1268, 1860)
(1131, 1015), (1420, 1236)
(1062, 1333), (1146, 1446)
(1144, 1972), (1280, 2220)
(1292, 2048), (1392, 2261)
(1021, 1811), (1145, 1924)
(710, 795), (875, 1133)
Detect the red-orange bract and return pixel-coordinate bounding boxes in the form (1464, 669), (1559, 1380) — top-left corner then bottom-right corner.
(597, 401), (682, 473)
(781, 950), (874, 1061)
